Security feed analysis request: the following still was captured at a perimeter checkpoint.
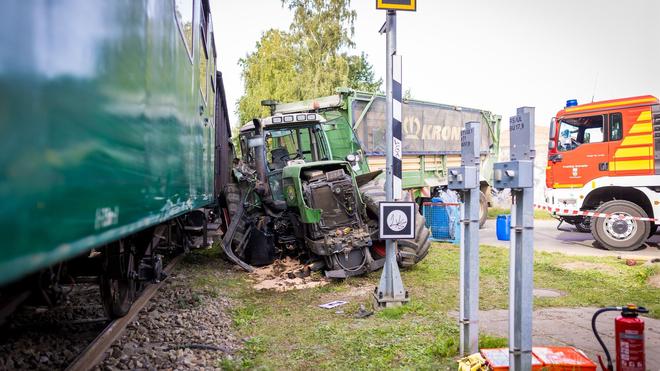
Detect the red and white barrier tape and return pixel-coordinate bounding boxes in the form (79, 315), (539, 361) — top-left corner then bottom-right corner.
(534, 203), (660, 223)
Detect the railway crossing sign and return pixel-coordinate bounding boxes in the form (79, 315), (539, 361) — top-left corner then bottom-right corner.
(376, 0), (416, 11)
(379, 202), (416, 239)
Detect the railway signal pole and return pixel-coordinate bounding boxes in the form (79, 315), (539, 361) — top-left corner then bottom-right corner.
(374, 0), (416, 308)
(493, 107), (536, 371)
(448, 122), (482, 355)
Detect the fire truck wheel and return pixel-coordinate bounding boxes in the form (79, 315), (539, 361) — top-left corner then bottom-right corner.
(590, 200), (649, 251)
(479, 192), (488, 229)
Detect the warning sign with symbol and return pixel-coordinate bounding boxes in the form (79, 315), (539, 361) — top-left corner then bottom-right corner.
(379, 202), (416, 239)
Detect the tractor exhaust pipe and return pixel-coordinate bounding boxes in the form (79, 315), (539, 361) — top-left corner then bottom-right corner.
(252, 119), (269, 190)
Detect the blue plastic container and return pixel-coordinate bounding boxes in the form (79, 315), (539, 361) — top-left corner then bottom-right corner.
(496, 214), (511, 241)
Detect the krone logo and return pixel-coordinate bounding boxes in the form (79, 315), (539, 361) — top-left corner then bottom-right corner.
(403, 116), (421, 140)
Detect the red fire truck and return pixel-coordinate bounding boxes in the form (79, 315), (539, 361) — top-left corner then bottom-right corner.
(546, 95), (660, 250)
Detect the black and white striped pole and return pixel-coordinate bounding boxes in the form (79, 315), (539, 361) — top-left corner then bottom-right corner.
(374, 5), (410, 308)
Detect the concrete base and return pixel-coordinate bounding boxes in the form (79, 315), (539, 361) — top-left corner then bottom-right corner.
(372, 290), (409, 309)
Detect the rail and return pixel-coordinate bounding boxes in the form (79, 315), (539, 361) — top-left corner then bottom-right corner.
(66, 254), (183, 371)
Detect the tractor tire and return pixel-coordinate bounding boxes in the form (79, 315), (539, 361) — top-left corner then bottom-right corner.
(399, 213), (432, 267)
(359, 178), (387, 216)
(224, 183), (241, 219)
(359, 178), (431, 268)
(590, 200), (648, 251)
(479, 191), (488, 229)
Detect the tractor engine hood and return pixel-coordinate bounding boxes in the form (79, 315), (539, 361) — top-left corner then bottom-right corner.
(280, 161), (360, 223)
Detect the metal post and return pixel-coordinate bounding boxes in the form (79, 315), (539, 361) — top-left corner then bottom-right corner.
(448, 122), (481, 355)
(374, 10), (407, 308)
(509, 108), (535, 371)
(494, 107), (536, 371)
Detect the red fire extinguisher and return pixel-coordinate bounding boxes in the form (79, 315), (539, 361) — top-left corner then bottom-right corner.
(591, 305), (649, 371)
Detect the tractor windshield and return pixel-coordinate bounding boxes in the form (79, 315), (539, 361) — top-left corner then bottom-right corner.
(266, 125), (329, 169)
(556, 115), (605, 152)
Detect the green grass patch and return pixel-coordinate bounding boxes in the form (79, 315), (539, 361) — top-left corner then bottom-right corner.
(187, 244), (659, 369)
(488, 207), (555, 220)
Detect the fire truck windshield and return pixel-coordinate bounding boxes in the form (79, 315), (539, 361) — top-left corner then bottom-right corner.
(556, 115), (604, 151)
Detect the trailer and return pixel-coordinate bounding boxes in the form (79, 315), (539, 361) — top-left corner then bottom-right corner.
(272, 89), (502, 226)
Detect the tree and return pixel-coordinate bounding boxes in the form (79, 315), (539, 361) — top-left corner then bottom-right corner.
(347, 52), (383, 93)
(237, 30), (298, 123)
(237, 0), (381, 124)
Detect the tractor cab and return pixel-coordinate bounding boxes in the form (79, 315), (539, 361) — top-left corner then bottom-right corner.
(239, 113), (335, 201)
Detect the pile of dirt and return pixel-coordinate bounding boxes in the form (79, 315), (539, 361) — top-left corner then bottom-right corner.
(250, 257), (329, 292)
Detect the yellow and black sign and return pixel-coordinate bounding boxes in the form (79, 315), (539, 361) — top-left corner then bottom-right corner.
(376, 0), (416, 11)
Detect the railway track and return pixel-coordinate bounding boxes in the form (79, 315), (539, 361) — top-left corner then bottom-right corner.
(66, 255), (183, 371)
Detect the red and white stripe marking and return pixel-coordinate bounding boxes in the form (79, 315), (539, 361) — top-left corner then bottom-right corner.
(534, 203), (660, 223)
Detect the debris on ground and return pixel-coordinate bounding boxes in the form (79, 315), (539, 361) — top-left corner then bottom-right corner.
(319, 300), (348, 309)
(355, 304), (374, 319)
(250, 257), (329, 292)
(532, 288), (564, 298)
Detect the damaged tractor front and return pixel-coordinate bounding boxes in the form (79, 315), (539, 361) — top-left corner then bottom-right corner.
(222, 113), (430, 278)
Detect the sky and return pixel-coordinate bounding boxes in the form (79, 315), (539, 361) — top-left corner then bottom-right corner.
(212, 0), (660, 129)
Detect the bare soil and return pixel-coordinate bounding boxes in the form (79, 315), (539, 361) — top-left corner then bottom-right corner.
(250, 257), (329, 292)
(559, 261), (619, 274)
(649, 273), (660, 288)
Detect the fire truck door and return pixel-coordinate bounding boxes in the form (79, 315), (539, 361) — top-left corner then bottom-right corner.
(610, 109), (655, 176)
(552, 115), (609, 188)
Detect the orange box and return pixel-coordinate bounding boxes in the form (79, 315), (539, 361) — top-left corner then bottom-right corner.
(480, 347), (597, 371)
(480, 348), (544, 371)
(532, 347), (597, 371)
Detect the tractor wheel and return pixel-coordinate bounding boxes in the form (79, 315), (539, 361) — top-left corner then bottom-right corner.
(479, 191), (488, 229)
(359, 178), (431, 268)
(590, 200), (648, 251)
(399, 213), (432, 267)
(224, 182), (241, 219)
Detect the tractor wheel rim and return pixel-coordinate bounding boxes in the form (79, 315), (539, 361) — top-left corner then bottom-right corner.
(603, 213), (636, 240)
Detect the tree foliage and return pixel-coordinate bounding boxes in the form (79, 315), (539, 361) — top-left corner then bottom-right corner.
(237, 0), (382, 124)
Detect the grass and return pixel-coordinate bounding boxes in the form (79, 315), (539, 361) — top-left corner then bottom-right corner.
(488, 207), (555, 220)
(184, 243), (659, 370)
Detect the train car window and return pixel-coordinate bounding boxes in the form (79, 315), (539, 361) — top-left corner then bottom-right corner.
(173, 0), (194, 62)
(609, 112), (623, 141)
(199, 26), (208, 103)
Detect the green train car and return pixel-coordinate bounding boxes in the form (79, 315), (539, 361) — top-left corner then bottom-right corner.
(0, 0), (232, 317)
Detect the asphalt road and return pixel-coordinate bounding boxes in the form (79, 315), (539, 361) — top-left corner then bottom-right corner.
(479, 218), (660, 260)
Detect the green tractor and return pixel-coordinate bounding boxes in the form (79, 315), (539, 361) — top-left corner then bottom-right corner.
(222, 113), (431, 278)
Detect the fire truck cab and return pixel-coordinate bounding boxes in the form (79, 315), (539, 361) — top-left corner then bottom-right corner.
(546, 95), (660, 250)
